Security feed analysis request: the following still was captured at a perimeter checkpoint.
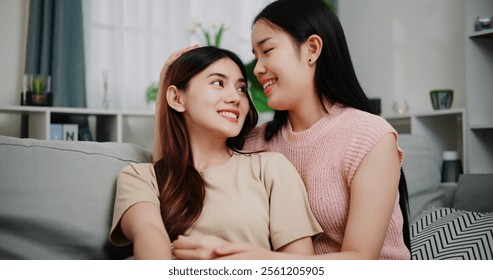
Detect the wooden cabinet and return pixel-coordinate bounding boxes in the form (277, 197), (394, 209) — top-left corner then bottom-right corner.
(0, 106), (154, 150)
(465, 1), (493, 173)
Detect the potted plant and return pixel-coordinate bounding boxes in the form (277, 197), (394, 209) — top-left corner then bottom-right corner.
(29, 75), (50, 106)
(188, 19), (228, 47)
(146, 83), (159, 110)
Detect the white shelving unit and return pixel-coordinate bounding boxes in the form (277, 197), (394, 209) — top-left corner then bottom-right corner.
(385, 108), (466, 172)
(0, 105), (154, 150)
(383, 0), (493, 175)
(465, 1), (493, 174)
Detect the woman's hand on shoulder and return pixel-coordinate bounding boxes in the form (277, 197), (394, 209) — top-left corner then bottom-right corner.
(159, 44), (199, 83)
(157, 44), (199, 105)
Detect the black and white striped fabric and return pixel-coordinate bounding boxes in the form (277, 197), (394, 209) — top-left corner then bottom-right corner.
(411, 207), (493, 260)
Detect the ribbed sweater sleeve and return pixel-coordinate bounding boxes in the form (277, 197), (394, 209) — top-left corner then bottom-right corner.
(343, 113), (402, 187)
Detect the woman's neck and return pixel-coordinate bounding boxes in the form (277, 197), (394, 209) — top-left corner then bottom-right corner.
(189, 135), (232, 172)
(288, 99), (333, 132)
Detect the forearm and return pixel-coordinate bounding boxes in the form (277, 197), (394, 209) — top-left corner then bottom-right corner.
(262, 249), (375, 260)
(277, 237), (314, 255)
(120, 202), (171, 259)
(133, 227), (172, 260)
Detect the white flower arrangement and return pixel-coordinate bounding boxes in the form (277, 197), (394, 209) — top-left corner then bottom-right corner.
(188, 18), (229, 47)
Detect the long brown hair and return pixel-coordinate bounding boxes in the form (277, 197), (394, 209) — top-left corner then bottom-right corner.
(154, 46), (258, 241)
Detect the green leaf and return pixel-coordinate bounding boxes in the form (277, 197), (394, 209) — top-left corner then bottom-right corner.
(324, 0), (336, 11)
(146, 83), (158, 103)
(33, 77), (45, 95)
(204, 32), (211, 46)
(215, 25), (224, 47)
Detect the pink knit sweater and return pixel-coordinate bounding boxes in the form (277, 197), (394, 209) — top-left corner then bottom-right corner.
(244, 103), (410, 260)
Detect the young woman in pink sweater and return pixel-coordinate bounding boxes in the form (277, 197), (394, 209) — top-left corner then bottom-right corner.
(157, 0), (411, 260)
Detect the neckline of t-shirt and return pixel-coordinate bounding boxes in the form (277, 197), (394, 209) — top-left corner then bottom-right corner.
(200, 152), (239, 175)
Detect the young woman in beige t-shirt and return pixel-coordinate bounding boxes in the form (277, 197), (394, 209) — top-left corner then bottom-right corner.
(109, 46), (321, 259)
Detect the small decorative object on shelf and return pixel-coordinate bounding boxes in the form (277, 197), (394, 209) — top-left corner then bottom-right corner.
(50, 124), (63, 140)
(62, 124), (79, 141)
(392, 99), (409, 115)
(21, 74), (53, 106)
(474, 16), (492, 31)
(441, 150), (463, 183)
(430, 89), (453, 110)
(102, 70), (109, 109)
(50, 123), (80, 141)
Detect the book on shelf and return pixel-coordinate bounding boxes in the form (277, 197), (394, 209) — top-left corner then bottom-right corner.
(78, 126), (93, 141)
(62, 124), (78, 141)
(50, 124), (63, 140)
(50, 123), (79, 141)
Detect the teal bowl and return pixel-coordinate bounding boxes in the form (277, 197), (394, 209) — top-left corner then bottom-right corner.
(430, 89), (453, 110)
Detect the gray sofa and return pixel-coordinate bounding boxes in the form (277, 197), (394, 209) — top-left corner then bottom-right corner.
(0, 135), (150, 259)
(0, 134), (491, 259)
(399, 134), (493, 260)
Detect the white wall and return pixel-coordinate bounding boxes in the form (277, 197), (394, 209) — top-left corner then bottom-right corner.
(0, 0), (468, 135)
(339, 0), (466, 116)
(0, 0), (29, 136)
(0, 0), (28, 105)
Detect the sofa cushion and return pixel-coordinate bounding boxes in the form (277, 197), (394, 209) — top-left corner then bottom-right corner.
(453, 174), (493, 213)
(410, 207), (493, 260)
(0, 135), (151, 259)
(398, 134), (444, 221)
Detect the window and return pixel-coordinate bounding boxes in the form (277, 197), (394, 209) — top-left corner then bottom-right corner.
(83, 0), (266, 111)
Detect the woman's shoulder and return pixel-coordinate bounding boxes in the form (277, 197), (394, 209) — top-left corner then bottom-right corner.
(235, 152), (294, 174)
(119, 162), (155, 179)
(338, 105), (394, 133)
(243, 124), (268, 151)
(117, 163), (159, 195)
(236, 151), (289, 164)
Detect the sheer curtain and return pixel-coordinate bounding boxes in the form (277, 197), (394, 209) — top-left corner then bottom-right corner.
(83, 0), (268, 111)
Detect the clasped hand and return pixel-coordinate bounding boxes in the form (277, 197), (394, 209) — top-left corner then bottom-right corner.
(172, 235), (265, 260)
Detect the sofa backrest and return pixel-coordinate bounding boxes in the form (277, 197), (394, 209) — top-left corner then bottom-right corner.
(454, 174), (493, 213)
(0, 135), (151, 259)
(398, 134), (445, 222)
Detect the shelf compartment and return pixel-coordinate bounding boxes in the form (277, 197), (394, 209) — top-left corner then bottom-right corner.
(469, 29), (493, 39)
(0, 105), (154, 149)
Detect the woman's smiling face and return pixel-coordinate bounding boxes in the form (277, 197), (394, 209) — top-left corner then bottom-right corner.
(180, 57), (249, 140)
(251, 20), (314, 111)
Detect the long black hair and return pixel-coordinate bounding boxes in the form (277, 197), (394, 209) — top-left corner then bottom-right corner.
(254, 0), (411, 252)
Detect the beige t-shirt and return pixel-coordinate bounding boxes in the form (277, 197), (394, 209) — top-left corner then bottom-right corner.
(110, 152), (322, 251)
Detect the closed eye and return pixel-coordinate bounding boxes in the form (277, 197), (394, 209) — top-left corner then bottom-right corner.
(263, 48), (273, 55)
